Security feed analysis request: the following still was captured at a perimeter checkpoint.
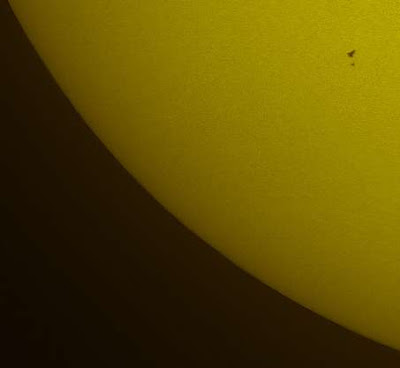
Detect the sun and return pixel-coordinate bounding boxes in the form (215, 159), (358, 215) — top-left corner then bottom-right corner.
(10, 0), (400, 350)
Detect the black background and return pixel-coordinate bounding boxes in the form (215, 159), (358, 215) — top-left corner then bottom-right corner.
(2, 2), (400, 366)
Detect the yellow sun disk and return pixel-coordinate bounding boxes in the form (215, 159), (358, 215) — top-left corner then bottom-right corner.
(10, 0), (400, 349)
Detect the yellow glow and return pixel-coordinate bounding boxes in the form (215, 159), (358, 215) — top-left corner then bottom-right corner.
(10, 0), (400, 349)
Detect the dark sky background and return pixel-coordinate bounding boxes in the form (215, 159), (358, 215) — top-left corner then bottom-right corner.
(1, 2), (400, 366)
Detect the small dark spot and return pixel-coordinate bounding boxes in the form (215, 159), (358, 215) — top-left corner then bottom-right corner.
(347, 49), (356, 58)
(350, 62), (355, 66)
